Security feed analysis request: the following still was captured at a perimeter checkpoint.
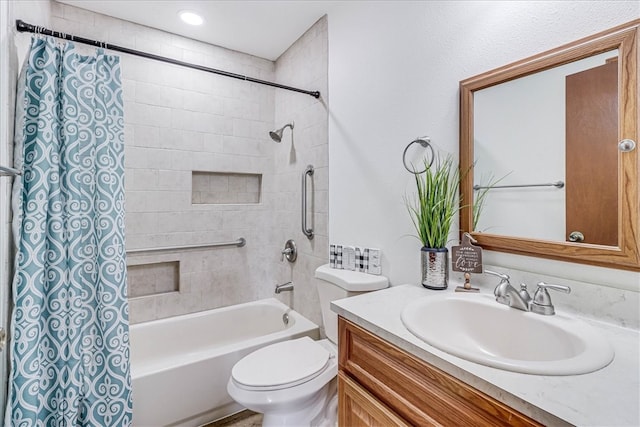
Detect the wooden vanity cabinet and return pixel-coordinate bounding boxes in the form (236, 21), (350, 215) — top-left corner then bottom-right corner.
(338, 317), (543, 427)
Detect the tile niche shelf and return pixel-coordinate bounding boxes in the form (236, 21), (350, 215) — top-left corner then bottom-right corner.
(128, 261), (180, 298)
(192, 171), (262, 205)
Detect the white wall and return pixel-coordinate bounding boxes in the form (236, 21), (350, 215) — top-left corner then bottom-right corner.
(327, 1), (640, 291)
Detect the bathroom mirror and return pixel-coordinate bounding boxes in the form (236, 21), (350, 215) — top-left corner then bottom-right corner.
(459, 20), (639, 270)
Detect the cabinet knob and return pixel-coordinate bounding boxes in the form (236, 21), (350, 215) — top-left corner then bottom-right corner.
(568, 231), (584, 242)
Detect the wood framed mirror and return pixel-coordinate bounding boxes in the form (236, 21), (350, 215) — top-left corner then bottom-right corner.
(459, 20), (639, 271)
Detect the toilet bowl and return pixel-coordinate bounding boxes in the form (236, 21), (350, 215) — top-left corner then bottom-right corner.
(227, 338), (338, 427)
(227, 264), (388, 427)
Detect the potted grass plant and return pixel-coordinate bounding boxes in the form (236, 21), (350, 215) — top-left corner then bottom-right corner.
(406, 154), (461, 289)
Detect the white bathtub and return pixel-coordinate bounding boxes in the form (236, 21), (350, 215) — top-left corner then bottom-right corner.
(130, 298), (320, 427)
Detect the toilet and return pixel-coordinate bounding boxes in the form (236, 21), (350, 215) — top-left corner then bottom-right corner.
(227, 264), (389, 426)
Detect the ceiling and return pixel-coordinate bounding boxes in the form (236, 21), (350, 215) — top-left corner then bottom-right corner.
(57, 1), (333, 61)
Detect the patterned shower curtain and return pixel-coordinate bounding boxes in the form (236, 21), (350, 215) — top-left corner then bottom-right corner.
(5, 36), (132, 426)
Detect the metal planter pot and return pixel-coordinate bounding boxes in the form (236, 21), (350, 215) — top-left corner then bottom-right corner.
(421, 247), (448, 290)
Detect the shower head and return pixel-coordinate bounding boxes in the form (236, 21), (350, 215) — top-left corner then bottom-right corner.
(269, 122), (294, 143)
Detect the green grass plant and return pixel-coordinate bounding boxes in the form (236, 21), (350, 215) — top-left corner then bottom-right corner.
(406, 155), (460, 249)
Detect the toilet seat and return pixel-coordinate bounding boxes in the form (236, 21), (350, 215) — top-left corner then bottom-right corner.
(231, 337), (331, 391)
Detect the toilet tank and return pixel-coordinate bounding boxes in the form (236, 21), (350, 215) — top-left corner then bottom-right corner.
(315, 264), (388, 343)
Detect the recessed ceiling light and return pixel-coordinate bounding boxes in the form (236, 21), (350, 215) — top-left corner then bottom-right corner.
(179, 11), (203, 26)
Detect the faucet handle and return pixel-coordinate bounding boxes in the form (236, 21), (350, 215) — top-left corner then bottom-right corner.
(281, 239), (297, 262)
(281, 247), (292, 262)
(531, 282), (571, 315)
(484, 269), (510, 282)
(535, 282), (571, 295)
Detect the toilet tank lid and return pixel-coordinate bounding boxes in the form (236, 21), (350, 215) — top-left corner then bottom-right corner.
(315, 264), (389, 291)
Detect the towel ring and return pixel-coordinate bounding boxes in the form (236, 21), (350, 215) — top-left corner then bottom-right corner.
(402, 137), (434, 174)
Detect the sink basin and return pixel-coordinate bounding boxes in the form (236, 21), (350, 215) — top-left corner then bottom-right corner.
(401, 293), (614, 375)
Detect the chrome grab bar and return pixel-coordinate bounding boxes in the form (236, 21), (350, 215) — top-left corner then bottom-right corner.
(302, 165), (314, 239)
(0, 165), (21, 177)
(127, 237), (246, 255)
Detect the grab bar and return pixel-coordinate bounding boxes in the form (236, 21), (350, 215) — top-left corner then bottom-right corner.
(0, 165), (21, 177)
(473, 180), (564, 190)
(302, 165), (314, 239)
(127, 237), (246, 255)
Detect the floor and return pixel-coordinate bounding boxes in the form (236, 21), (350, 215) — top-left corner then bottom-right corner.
(205, 410), (263, 427)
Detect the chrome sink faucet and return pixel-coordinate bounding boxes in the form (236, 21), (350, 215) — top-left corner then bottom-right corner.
(485, 270), (572, 315)
(485, 270), (531, 312)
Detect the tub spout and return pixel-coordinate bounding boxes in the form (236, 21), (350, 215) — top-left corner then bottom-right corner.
(275, 281), (294, 294)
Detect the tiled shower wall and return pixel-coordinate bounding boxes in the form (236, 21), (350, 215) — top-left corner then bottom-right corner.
(270, 17), (329, 329)
(40, 2), (272, 322)
(7, 1), (328, 324)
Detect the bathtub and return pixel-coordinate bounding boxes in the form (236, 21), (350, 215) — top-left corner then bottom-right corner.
(130, 298), (320, 427)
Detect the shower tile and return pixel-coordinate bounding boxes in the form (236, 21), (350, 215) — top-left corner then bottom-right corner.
(160, 44), (183, 61)
(182, 49), (204, 66)
(135, 82), (178, 109)
(192, 172), (211, 192)
(51, 1), (64, 18)
(227, 175), (246, 192)
(126, 212), (159, 235)
(209, 174), (230, 192)
(224, 99), (260, 120)
(183, 92), (223, 115)
(128, 103), (171, 128)
(61, 3), (95, 24)
(236, 192), (259, 204)
(192, 172), (261, 205)
(202, 134), (224, 153)
(179, 68), (209, 93)
(128, 296), (157, 324)
(135, 36), (165, 57)
(130, 168), (159, 190)
(122, 79), (136, 102)
(128, 261), (180, 298)
(158, 170), (190, 191)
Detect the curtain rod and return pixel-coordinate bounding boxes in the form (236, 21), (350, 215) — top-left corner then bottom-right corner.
(16, 19), (321, 99)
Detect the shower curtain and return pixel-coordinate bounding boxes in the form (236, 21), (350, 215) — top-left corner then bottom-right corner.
(5, 36), (132, 426)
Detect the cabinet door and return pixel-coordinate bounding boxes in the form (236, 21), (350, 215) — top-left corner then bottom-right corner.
(565, 59), (618, 245)
(339, 317), (543, 427)
(338, 372), (411, 427)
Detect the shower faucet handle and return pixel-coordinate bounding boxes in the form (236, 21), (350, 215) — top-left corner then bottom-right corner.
(281, 239), (297, 263)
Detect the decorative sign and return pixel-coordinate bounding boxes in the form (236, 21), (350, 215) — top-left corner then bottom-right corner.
(452, 233), (483, 273)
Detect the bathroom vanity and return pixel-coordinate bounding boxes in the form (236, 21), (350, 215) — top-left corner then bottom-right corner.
(332, 285), (640, 426)
(338, 317), (541, 426)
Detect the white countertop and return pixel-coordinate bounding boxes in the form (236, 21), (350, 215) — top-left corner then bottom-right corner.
(331, 284), (640, 427)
